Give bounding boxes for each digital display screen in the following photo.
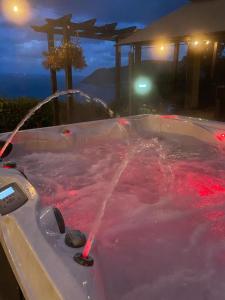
[0,187,15,201]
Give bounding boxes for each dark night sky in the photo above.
[0,0,187,76]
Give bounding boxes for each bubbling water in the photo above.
[0,89,114,158]
[6,122,225,299]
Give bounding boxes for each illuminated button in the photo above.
[0,187,15,201]
[0,183,28,215]
[62,129,71,136]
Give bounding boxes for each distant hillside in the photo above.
[0,60,175,104]
[82,60,174,86]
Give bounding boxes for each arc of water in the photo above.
[82,151,132,258]
[0,90,114,158]
[82,140,144,259]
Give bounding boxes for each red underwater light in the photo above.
[63,129,71,136]
[215,132,225,142]
[3,161,17,169]
[186,174,225,198]
[118,118,130,126]
[160,115,177,119]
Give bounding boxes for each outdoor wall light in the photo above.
[134,76,152,96]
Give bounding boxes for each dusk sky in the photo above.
[0,0,187,76]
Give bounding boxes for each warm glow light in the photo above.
[13,5,18,12]
[151,42,171,59]
[189,37,211,50]
[1,0,31,24]
[194,40,199,46]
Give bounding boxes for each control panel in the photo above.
[0,166,37,216]
[0,182,28,215]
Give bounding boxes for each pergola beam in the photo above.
[32,15,137,122]
[46,14,72,26]
[32,21,136,41]
[94,22,117,32]
[120,31,225,47]
[69,19,97,30]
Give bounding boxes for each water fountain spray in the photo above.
[75,135,144,267]
[0,89,114,159]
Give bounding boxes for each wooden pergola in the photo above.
[32,14,136,123]
[119,0,225,112]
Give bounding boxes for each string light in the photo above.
[193,40,199,46]
[151,41,171,59]
[188,38,212,50]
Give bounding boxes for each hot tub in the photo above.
[1,114,225,300]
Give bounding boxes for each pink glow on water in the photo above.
[191,177,225,197]
[68,190,78,196]
[205,211,225,221]
[177,172,225,198]
[9,128,225,299]
[195,181,225,197]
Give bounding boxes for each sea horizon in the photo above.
[0,72,114,103]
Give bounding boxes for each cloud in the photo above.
[30,0,187,24]
[0,0,187,75]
